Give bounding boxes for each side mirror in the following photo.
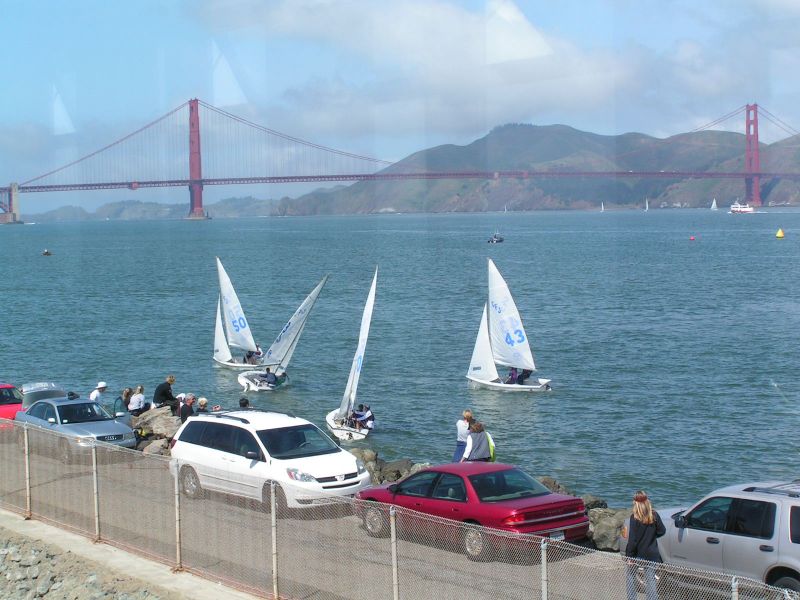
[245,451,260,460]
[387,484,398,494]
[47,417,56,424]
[115,412,127,418]
[674,515,687,529]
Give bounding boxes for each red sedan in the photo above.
[355,462,589,561]
[0,383,24,421]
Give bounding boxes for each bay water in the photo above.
[3,209,799,507]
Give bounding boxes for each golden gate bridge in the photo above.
[0,99,798,222]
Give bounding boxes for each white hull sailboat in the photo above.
[644,198,649,212]
[326,268,378,441]
[466,259,551,392]
[238,276,329,391]
[600,202,604,212]
[710,198,718,211]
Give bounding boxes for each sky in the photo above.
[2,0,799,212]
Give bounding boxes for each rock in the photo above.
[379,459,413,482]
[131,407,180,439]
[408,462,431,475]
[347,448,376,463]
[588,507,631,551]
[582,494,608,510]
[538,476,574,496]
[142,439,169,456]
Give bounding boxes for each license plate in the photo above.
[550,531,565,541]
[104,435,122,441]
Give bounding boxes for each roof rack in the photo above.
[209,411,250,425]
[742,481,800,498]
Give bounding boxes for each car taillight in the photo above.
[502,513,526,526]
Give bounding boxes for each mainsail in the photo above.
[335,268,378,420]
[264,275,328,374]
[486,258,536,371]
[216,257,258,352]
[213,298,234,363]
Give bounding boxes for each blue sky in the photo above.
[2,0,799,212]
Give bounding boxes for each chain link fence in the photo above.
[0,419,797,600]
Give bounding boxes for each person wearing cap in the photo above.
[153,375,180,416]
[89,382,108,404]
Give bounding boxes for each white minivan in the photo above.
[169,410,371,509]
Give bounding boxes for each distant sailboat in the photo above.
[600,202,605,212]
[644,198,649,212]
[710,198,718,211]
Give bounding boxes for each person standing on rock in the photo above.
[623,490,666,600]
[453,409,473,462]
[153,375,179,416]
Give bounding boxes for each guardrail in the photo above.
[0,420,795,600]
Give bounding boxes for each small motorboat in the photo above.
[488,231,504,244]
[42,249,52,256]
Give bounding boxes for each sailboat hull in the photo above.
[238,371,289,392]
[466,375,552,392]
[325,409,369,441]
[213,356,275,370]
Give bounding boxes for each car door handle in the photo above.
[706,537,720,544]
[759,545,774,552]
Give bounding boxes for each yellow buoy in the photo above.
[776,228,785,238]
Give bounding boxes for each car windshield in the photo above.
[0,387,23,406]
[257,424,339,459]
[468,468,551,502]
[57,402,112,424]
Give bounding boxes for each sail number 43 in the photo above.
[505,330,525,346]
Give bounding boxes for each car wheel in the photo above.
[261,481,288,514]
[463,523,492,562]
[179,466,204,499]
[363,503,389,538]
[773,576,800,591]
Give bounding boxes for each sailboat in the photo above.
[710,198,718,211]
[466,259,551,392]
[600,202,605,212]
[488,229,504,244]
[645,198,649,212]
[238,275,329,391]
[326,268,378,441]
[213,257,262,369]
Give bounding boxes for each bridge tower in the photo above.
[745,103,761,206]
[188,99,207,218]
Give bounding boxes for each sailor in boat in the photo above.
[505,367,518,384]
[258,367,278,387]
[350,404,375,432]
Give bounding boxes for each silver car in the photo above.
[15,397,137,463]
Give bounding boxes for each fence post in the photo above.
[390,506,400,600]
[174,460,182,570]
[91,443,100,541]
[731,576,739,600]
[541,538,548,600]
[22,425,31,520]
[271,481,279,600]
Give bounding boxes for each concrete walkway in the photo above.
[0,508,262,600]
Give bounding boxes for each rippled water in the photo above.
[3,209,799,507]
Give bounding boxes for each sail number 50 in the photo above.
[505,330,525,346]
[231,317,248,332]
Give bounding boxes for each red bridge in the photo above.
[0,100,796,221]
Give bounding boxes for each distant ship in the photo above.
[729,201,754,214]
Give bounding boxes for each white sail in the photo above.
[486,259,536,371]
[216,257,257,352]
[645,198,649,212]
[466,304,500,382]
[213,298,233,363]
[711,198,718,210]
[601,202,604,212]
[264,275,328,373]
[335,268,378,420]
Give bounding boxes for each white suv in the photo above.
[658,480,800,591]
[169,410,371,509]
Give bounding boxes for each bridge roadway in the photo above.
[3,441,624,600]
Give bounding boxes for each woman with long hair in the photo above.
[624,490,666,600]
